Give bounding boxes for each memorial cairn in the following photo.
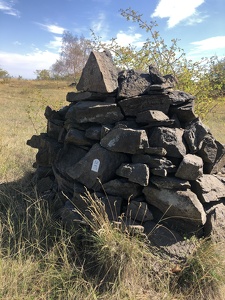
[27,50,225,259]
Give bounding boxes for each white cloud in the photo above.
[151,0,204,28]
[37,23,66,34]
[190,36,225,53]
[0,49,59,78]
[46,36,62,51]
[115,31,143,47]
[0,0,20,17]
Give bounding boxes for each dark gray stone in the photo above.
[65,128,94,146]
[144,146,167,156]
[54,145,87,179]
[169,100,196,123]
[66,144,129,189]
[148,127,187,158]
[148,65,166,84]
[77,50,118,93]
[175,154,203,180]
[132,154,176,172]
[66,91,116,103]
[197,134,218,163]
[100,127,149,154]
[47,120,64,140]
[204,203,225,242]
[169,90,195,105]
[151,168,167,177]
[85,125,102,141]
[126,200,153,222]
[191,174,225,203]
[103,178,142,200]
[116,163,150,186]
[118,94,172,116]
[143,185,206,228]
[68,101,124,124]
[204,141,225,174]
[117,69,151,99]
[136,110,169,124]
[150,175,191,190]
[183,118,209,153]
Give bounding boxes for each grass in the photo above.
[0,78,225,299]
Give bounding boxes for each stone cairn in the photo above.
[27,51,225,256]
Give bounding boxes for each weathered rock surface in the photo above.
[100,127,149,154]
[76,50,118,93]
[204,203,225,242]
[117,69,151,99]
[150,175,191,190]
[116,163,150,186]
[184,118,209,153]
[143,185,206,230]
[67,101,124,124]
[118,95,172,116]
[191,174,225,203]
[175,154,203,180]
[66,144,129,189]
[148,127,187,158]
[136,109,169,124]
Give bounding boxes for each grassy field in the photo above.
[0,78,225,299]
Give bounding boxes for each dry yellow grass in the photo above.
[204,98,225,144]
[0,79,71,182]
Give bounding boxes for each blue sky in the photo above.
[0,0,224,79]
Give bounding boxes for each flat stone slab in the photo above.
[66,91,116,102]
[150,175,191,190]
[132,154,176,172]
[68,101,124,124]
[65,144,128,189]
[118,94,172,116]
[100,127,149,154]
[76,50,118,93]
[136,110,169,124]
[191,174,225,203]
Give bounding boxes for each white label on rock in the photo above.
[91,159,100,172]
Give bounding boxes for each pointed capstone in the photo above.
[76,51,118,93]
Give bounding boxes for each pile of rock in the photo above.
[27,51,225,250]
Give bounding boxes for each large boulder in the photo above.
[143,185,206,231]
